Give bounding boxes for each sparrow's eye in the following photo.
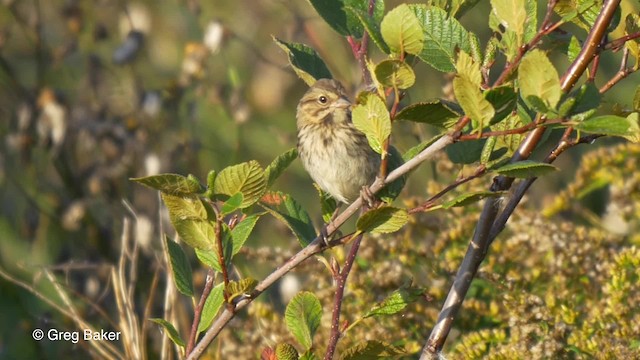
[318,95,328,104]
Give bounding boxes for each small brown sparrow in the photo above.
[296,79,380,204]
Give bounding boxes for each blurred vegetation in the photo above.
[0,0,639,359]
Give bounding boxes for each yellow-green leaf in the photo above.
[213,160,266,209]
[374,60,416,90]
[285,291,322,350]
[381,4,424,55]
[197,282,225,334]
[356,207,408,234]
[352,92,391,154]
[162,194,216,250]
[456,51,482,87]
[453,76,495,130]
[149,318,185,347]
[490,0,526,43]
[518,49,562,110]
[132,173,203,196]
[495,160,558,178]
[227,278,257,303]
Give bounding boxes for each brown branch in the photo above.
[420,1,622,358]
[604,32,640,51]
[186,269,216,355]
[409,165,487,214]
[324,233,365,360]
[214,217,230,303]
[599,48,634,94]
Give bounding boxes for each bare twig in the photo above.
[186,269,216,355]
[599,48,634,94]
[324,233,365,360]
[604,32,640,51]
[409,165,487,214]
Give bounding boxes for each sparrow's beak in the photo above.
[331,97,351,109]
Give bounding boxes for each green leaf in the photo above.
[166,238,194,297]
[567,36,581,63]
[162,193,209,221]
[626,14,640,66]
[213,160,266,209]
[227,278,258,303]
[484,86,517,125]
[490,0,526,44]
[230,214,260,254]
[285,292,322,351]
[374,60,416,90]
[315,185,338,224]
[395,100,461,128]
[523,0,538,42]
[356,207,408,234]
[627,113,640,143]
[482,36,499,69]
[364,286,425,318]
[260,192,316,247]
[220,193,243,215]
[275,343,299,360]
[555,0,602,32]
[300,350,320,360]
[340,340,405,360]
[352,92,391,154]
[345,6,390,53]
[380,4,424,55]
[274,37,332,86]
[197,282,225,334]
[308,0,385,38]
[518,49,562,110]
[480,136,497,165]
[411,5,472,72]
[442,191,506,208]
[495,160,558,178]
[149,318,185,347]
[162,194,216,250]
[468,33,482,64]
[132,173,204,196]
[194,225,232,271]
[265,148,298,188]
[453,76,495,130]
[634,86,640,111]
[445,139,485,164]
[563,82,601,119]
[574,115,639,139]
[195,247,222,272]
[455,51,482,86]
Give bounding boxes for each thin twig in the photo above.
[604,32,640,51]
[599,48,633,94]
[186,269,216,355]
[214,216,230,303]
[324,233,365,360]
[409,165,487,214]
